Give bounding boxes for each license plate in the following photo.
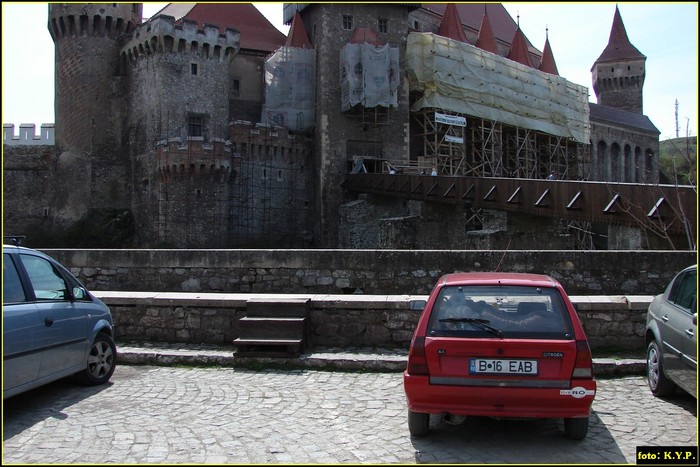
[469,358,538,375]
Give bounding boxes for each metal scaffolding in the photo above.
[412,108,589,181]
[228,127,313,248]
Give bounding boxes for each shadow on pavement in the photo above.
[409,411,627,464]
[2,378,113,441]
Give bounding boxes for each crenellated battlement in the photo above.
[122,15,240,65]
[228,121,314,162]
[3,124,55,146]
[48,3,142,42]
[156,137,235,181]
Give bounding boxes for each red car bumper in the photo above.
[404,372,596,418]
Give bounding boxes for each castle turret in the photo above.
[539,30,559,75]
[591,6,646,114]
[46,4,143,235]
[475,6,499,55]
[119,13,240,247]
[48,4,142,153]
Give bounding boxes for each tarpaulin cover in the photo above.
[261,47,316,134]
[406,32,590,143]
[340,42,399,111]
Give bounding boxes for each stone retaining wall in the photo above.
[96,292,652,352]
[45,249,695,296]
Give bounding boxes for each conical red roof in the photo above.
[538,33,559,75]
[437,3,468,43]
[507,26,533,67]
[475,7,499,54]
[285,13,312,48]
[595,5,645,64]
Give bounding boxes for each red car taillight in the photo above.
[406,336,430,376]
[572,339,594,378]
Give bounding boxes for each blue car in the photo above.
[3,243,117,399]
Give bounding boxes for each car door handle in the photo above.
[685,329,694,338]
[44,317,54,327]
[661,315,669,322]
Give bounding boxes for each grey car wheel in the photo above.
[646,340,676,397]
[79,333,117,385]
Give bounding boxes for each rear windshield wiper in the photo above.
[439,318,503,337]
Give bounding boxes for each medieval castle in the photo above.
[3,3,663,250]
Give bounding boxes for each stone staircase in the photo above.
[233,298,310,357]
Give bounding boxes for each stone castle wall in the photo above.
[1,4,673,251]
[309,4,412,247]
[96,291,653,352]
[2,145,55,237]
[44,248,695,296]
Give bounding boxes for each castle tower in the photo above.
[120,13,240,247]
[48,4,142,153]
[46,4,143,233]
[288,4,412,247]
[591,6,646,114]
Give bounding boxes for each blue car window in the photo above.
[19,254,69,301]
[3,253,27,304]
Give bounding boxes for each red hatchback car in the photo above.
[404,272,597,440]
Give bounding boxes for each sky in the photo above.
[2,2,697,141]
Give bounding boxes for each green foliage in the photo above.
[659,136,697,185]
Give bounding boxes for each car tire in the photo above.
[564,416,589,440]
[646,339,676,397]
[408,410,430,436]
[79,332,117,386]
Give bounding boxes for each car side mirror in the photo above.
[72,286,87,300]
[693,313,697,326]
[410,299,426,311]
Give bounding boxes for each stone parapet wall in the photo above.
[45,249,696,296]
[95,292,652,352]
[3,124,55,146]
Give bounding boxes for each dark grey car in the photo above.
[645,264,697,398]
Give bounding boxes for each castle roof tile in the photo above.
[422,3,541,62]
[507,26,533,67]
[437,3,469,43]
[286,13,312,49]
[474,6,499,54]
[589,103,659,134]
[594,5,645,64]
[154,3,286,53]
[539,33,559,75]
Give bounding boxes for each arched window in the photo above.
[596,140,608,181]
[610,143,621,182]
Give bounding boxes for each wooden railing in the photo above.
[344,173,696,239]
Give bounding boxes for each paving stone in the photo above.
[2,364,696,464]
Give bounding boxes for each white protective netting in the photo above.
[340,42,400,111]
[261,47,316,134]
[406,32,590,143]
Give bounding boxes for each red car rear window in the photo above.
[427,285,574,339]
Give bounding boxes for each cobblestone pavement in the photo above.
[2,366,696,464]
